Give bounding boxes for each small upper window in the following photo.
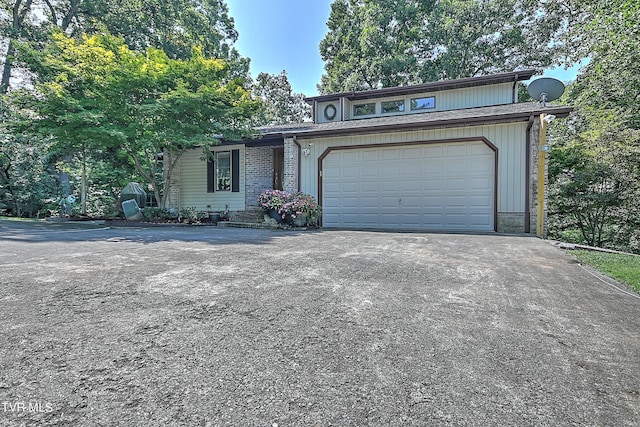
[353,103,376,116]
[381,100,405,114]
[410,96,436,111]
[215,151,231,191]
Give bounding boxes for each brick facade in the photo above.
[283,137,299,193]
[245,146,275,209]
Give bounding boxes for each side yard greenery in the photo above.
[571,250,640,294]
[547,1,640,255]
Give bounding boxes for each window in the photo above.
[410,96,436,111]
[207,149,239,193]
[353,103,376,116]
[215,151,231,191]
[381,100,405,114]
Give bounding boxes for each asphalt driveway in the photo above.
[0,221,639,426]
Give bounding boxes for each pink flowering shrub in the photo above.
[258,189,292,215]
[258,190,321,226]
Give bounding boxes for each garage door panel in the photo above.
[470,195,492,207]
[401,181,422,192]
[342,182,359,193]
[381,149,400,160]
[401,196,422,208]
[423,179,445,191]
[402,147,422,159]
[445,160,468,174]
[360,182,379,192]
[323,141,494,231]
[324,167,341,179]
[445,144,469,156]
[381,182,400,192]
[446,179,467,191]
[361,150,379,161]
[381,197,400,208]
[402,163,422,176]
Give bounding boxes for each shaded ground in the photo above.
[1,221,639,426]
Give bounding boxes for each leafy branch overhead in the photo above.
[14,31,261,208]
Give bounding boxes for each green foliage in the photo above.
[319,0,562,93]
[572,250,640,294]
[253,71,311,125]
[142,207,176,221]
[178,206,207,224]
[81,0,249,75]
[548,106,640,253]
[0,131,61,218]
[14,31,260,208]
[547,1,640,254]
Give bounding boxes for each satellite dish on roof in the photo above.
[528,77,565,107]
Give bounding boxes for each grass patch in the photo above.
[572,250,640,293]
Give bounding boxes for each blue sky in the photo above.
[226,0,582,96]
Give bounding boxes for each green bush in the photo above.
[178,206,207,223]
[142,207,176,221]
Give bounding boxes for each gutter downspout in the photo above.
[512,73,519,104]
[524,115,533,233]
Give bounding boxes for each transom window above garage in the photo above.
[410,96,436,111]
[353,103,376,116]
[381,100,405,114]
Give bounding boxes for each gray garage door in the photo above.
[322,141,495,231]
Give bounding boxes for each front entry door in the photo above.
[273,147,284,190]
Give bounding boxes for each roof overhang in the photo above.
[258,103,573,140]
[305,70,537,104]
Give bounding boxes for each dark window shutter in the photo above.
[231,149,240,193]
[207,159,215,193]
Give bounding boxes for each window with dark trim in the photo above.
[207,149,240,193]
[353,102,376,116]
[381,100,405,113]
[215,151,231,191]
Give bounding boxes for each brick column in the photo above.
[283,137,299,193]
[245,146,274,208]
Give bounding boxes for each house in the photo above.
[166,70,572,233]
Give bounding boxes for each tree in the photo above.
[15,32,260,208]
[80,0,249,75]
[547,1,640,253]
[1,0,86,94]
[1,0,249,94]
[319,0,565,93]
[253,70,311,125]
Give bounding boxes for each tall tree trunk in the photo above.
[1,0,34,94]
[0,40,15,94]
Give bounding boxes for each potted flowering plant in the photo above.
[257,190,321,227]
[282,192,321,227]
[258,189,292,223]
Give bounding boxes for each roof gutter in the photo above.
[306,70,537,104]
[287,106,573,140]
